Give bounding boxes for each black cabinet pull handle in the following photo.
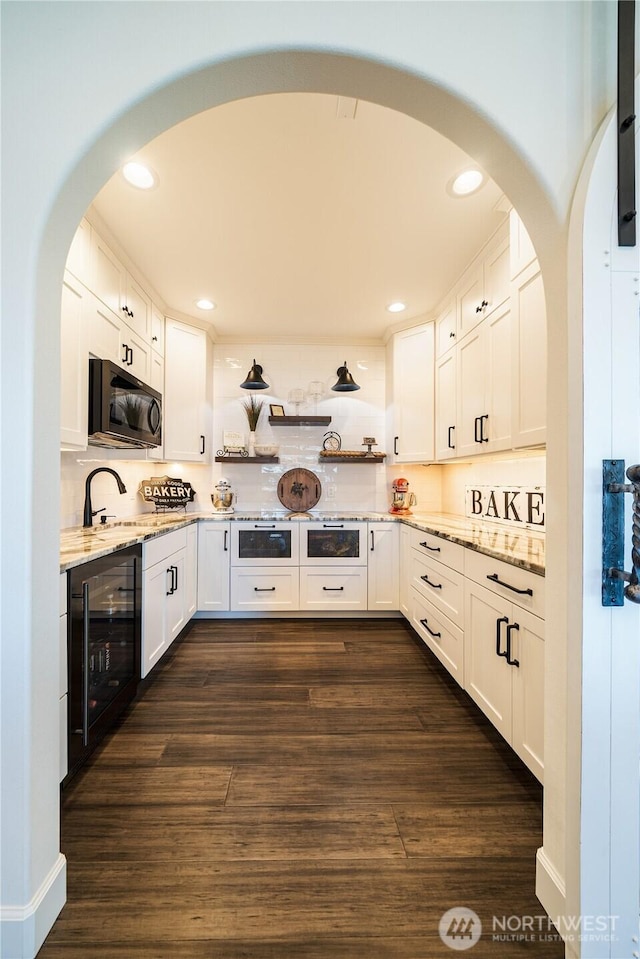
[172,565,178,592]
[200,435,205,455]
[479,414,489,443]
[447,426,455,449]
[152,335,158,342]
[323,524,344,528]
[223,530,228,552]
[254,586,276,592]
[420,574,442,589]
[371,530,375,551]
[496,615,509,658]
[166,567,174,596]
[419,541,440,552]
[122,343,128,365]
[475,299,489,313]
[323,586,345,591]
[474,416,480,443]
[506,622,520,667]
[129,346,134,366]
[122,306,128,315]
[394,436,399,455]
[449,331,456,338]
[254,524,276,528]
[419,617,441,639]
[486,573,533,596]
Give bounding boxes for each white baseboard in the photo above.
[536,845,567,931]
[0,853,66,959]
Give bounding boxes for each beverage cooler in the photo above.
[66,545,141,782]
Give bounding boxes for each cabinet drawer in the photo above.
[230,567,299,611]
[410,588,463,685]
[464,549,544,618]
[143,527,188,569]
[300,567,367,610]
[410,552,464,626]
[410,528,464,572]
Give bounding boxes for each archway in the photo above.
[3,47,569,959]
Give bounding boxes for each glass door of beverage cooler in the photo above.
[67,545,141,778]
[300,523,367,566]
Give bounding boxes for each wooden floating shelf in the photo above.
[319,452,386,463]
[268,416,332,426]
[215,456,280,463]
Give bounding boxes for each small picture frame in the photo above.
[270,404,285,417]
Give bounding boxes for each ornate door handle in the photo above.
[603,460,640,605]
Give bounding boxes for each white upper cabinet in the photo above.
[123,276,152,341]
[455,302,512,458]
[511,261,547,448]
[456,225,510,339]
[60,271,88,450]
[390,321,435,464]
[65,218,93,287]
[151,304,165,357]
[93,233,127,319]
[435,349,457,461]
[86,293,150,383]
[509,208,537,280]
[435,299,457,357]
[163,318,212,463]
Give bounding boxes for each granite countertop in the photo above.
[60,510,545,575]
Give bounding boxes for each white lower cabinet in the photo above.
[464,578,544,781]
[142,528,195,678]
[410,588,464,686]
[197,522,230,612]
[367,522,399,611]
[300,567,368,610]
[60,271,89,450]
[231,567,299,611]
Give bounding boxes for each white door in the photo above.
[576,101,640,957]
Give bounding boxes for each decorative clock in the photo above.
[322,431,342,452]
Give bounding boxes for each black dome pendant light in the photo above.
[240,358,269,390]
[331,361,360,392]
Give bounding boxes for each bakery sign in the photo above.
[138,475,196,509]
[465,485,545,530]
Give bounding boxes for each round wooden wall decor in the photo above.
[277,468,322,512]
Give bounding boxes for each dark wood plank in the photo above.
[62,765,233,809]
[392,802,543,858]
[62,804,406,862]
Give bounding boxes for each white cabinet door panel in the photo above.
[464,580,512,739]
[197,523,230,612]
[510,607,545,782]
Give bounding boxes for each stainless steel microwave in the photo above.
[88,359,162,449]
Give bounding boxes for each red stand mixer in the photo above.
[389,477,417,515]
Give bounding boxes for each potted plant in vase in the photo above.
[242,396,263,456]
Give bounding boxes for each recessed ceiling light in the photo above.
[387,302,407,313]
[122,161,156,190]
[450,169,484,197]
[195,299,216,311]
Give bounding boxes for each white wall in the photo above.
[0,3,619,956]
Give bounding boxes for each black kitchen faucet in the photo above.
[82,467,127,527]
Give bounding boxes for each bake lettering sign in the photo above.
[465,485,545,530]
[138,476,196,508]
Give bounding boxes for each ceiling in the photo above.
[92,93,506,343]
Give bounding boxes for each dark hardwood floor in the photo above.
[39,619,564,958]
